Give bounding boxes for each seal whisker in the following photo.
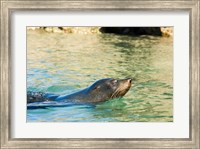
[111,89,119,98]
[111,86,123,98]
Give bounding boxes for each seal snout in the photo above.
[127,78,132,84]
[126,78,132,85]
[125,78,132,89]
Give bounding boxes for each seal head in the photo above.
[83,78,132,103]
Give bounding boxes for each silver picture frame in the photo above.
[1,0,199,148]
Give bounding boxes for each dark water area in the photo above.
[27,30,173,122]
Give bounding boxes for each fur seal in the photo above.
[27,78,132,105]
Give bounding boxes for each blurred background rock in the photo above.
[27,27,173,37]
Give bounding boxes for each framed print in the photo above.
[1,0,199,148]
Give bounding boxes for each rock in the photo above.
[44,27,53,32]
[161,27,173,37]
[27,27,40,30]
[99,27,162,36]
[27,27,171,37]
[52,27,63,33]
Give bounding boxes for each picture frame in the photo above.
[1,0,199,148]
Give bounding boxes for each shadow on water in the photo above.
[98,34,160,80]
[27,101,96,110]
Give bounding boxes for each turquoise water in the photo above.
[27,30,173,122]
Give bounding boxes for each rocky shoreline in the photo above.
[27,27,173,37]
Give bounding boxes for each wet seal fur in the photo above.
[27,78,132,105]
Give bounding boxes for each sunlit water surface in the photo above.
[27,30,173,122]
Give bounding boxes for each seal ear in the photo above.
[113,80,118,83]
[111,79,118,85]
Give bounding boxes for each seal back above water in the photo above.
[27,78,132,104]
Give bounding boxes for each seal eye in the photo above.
[93,86,100,90]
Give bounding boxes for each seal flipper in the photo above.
[27,91,59,103]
